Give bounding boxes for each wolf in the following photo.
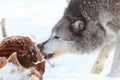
[37,0,120,77]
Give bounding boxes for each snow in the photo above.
[43,51,116,80]
[0,0,120,80]
[0,63,32,80]
[0,0,67,40]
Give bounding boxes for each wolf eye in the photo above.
[54,36,60,39]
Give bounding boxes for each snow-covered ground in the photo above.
[43,50,116,80]
[0,0,120,80]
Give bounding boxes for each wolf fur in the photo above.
[38,0,120,77]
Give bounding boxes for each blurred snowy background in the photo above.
[0,0,119,80]
[0,0,67,42]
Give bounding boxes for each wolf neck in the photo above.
[74,30,105,53]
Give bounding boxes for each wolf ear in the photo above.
[72,20,84,32]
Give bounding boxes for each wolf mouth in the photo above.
[44,53,54,59]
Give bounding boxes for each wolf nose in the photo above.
[37,44,44,52]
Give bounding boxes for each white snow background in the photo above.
[0,0,119,80]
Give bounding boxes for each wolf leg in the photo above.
[90,41,116,74]
[108,32,120,77]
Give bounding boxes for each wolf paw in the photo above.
[90,62,104,74]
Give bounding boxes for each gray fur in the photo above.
[38,0,120,58]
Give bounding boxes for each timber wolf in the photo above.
[37,0,120,77]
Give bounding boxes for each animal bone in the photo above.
[0,36,45,80]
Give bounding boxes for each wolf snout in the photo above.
[37,43,54,59]
[37,44,44,52]
[37,43,46,57]
[37,39,50,51]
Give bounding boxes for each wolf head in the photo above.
[38,0,106,59]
